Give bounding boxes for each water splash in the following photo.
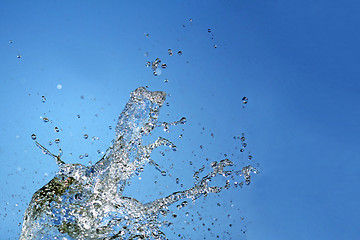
[20,87,257,239]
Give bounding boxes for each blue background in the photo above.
[1,0,360,239]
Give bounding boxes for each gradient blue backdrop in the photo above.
[1,0,359,239]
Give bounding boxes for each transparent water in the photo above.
[20,87,257,239]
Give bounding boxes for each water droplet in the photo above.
[179,134,183,138]
[43,117,49,123]
[57,84,62,90]
[79,155,84,159]
[176,178,179,184]
[49,141,52,146]
[54,138,60,144]
[84,153,89,158]
[77,115,80,118]
[168,49,173,56]
[178,51,182,56]
[189,19,193,23]
[214,44,217,48]
[97,150,101,154]
[145,33,149,37]
[54,127,59,132]
[208,29,211,33]
[153,68,162,76]
[109,126,112,130]
[242,143,247,148]
[84,134,88,139]
[241,136,245,141]
[179,117,187,124]
[242,97,248,104]
[248,155,253,160]
[240,149,244,152]
[161,63,167,68]
[9,40,13,44]
[41,96,46,103]
[31,134,36,140]
[146,61,151,67]
[164,79,169,83]
[17,54,21,58]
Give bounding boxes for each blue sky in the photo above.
[1,0,360,239]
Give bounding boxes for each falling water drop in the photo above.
[242,97,248,104]
[31,134,36,140]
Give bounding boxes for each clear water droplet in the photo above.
[161,63,167,68]
[161,171,166,176]
[179,117,187,124]
[79,155,84,159]
[84,134,88,139]
[54,127,59,133]
[84,153,89,158]
[248,155,253,160]
[54,138,60,144]
[164,79,169,83]
[146,61,151,67]
[17,54,22,58]
[168,49,173,56]
[41,96,46,103]
[208,29,211,33]
[214,44,217,48]
[77,115,80,118]
[57,84,62,90]
[31,134,36,140]
[242,97,248,104]
[178,51,182,56]
[43,117,49,123]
